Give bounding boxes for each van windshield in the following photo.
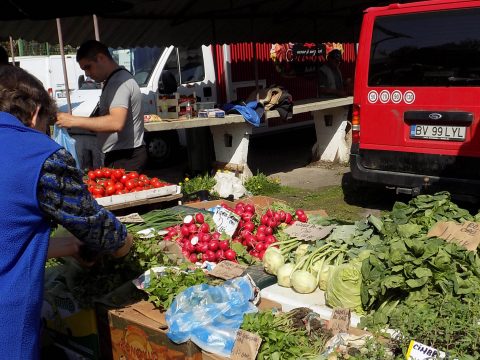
[368,7,480,87]
[79,46,165,89]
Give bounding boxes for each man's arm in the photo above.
[56,107,128,133]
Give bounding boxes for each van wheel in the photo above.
[145,131,179,167]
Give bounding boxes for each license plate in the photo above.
[410,125,466,141]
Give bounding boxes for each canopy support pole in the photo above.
[9,36,15,66]
[93,14,100,40]
[56,18,72,114]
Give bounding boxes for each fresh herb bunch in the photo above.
[180,173,216,196]
[241,310,328,360]
[244,172,281,195]
[383,295,480,359]
[144,266,222,310]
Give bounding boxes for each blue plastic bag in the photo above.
[166,276,258,357]
[53,125,80,169]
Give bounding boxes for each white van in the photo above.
[13,55,85,100]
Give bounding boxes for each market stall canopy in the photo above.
[0,0,418,47]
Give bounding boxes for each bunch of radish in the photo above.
[228,202,309,260]
[163,212,237,263]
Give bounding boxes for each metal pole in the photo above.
[9,36,15,66]
[222,44,232,103]
[56,18,72,114]
[93,14,100,40]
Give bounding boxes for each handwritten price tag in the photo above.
[284,222,334,242]
[210,260,247,280]
[231,330,262,360]
[213,206,240,236]
[116,213,145,223]
[406,340,447,359]
[328,308,351,334]
[427,221,480,251]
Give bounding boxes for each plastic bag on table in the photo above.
[213,171,246,199]
[166,276,258,357]
[53,125,81,169]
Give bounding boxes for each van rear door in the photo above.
[354,2,480,188]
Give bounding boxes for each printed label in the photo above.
[404,90,416,104]
[379,90,390,103]
[406,340,446,359]
[368,90,378,103]
[391,90,402,104]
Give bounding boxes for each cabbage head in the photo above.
[325,261,364,315]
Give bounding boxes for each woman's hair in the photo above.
[0,65,57,126]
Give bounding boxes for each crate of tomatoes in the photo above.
[84,167,180,207]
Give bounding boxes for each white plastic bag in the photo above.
[213,172,246,199]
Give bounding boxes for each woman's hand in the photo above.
[47,235,82,259]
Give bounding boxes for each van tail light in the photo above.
[351,104,360,144]
[47,88,53,98]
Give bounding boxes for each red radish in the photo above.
[199,223,210,233]
[242,212,253,222]
[185,242,196,252]
[202,253,209,262]
[183,215,194,225]
[243,221,255,232]
[297,213,308,223]
[264,226,273,236]
[196,243,209,253]
[164,235,172,242]
[215,249,225,261]
[261,215,270,225]
[224,249,237,261]
[201,233,212,243]
[249,250,260,258]
[255,242,266,252]
[295,209,305,217]
[167,229,177,237]
[235,202,245,210]
[268,218,278,228]
[244,204,255,214]
[240,230,251,239]
[257,225,267,234]
[266,209,274,218]
[190,236,199,245]
[218,240,230,250]
[181,225,190,236]
[208,240,219,252]
[285,213,293,224]
[273,213,281,222]
[265,235,277,244]
[279,211,286,222]
[195,213,205,224]
[256,233,266,242]
[205,250,217,262]
[188,223,198,233]
[189,253,199,263]
[258,250,266,259]
[212,232,221,240]
[234,208,244,216]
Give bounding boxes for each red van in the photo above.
[350,0,480,197]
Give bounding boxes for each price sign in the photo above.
[284,222,334,242]
[428,221,480,251]
[209,260,248,280]
[231,330,262,360]
[213,206,240,236]
[328,308,351,335]
[116,213,145,223]
[406,340,446,359]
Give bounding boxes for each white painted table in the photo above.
[144,96,353,177]
[266,96,354,163]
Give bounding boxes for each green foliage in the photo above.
[244,172,281,195]
[180,173,216,195]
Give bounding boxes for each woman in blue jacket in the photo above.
[0,65,133,358]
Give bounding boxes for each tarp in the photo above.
[0,0,420,48]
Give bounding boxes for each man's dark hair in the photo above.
[0,46,9,65]
[76,40,112,62]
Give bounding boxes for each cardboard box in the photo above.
[184,199,236,212]
[157,93,196,120]
[99,301,202,360]
[42,280,100,359]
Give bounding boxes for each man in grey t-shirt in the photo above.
[56,40,147,172]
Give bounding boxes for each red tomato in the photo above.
[105,185,116,196]
[87,170,96,180]
[102,168,112,178]
[139,174,150,182]
[94,169,103,179]
[91,186,105,197]
[114,182,124,191]
[128,171,139,179]
[125,179,136,190]
[112,169,124,180]
[120,175,129,184]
